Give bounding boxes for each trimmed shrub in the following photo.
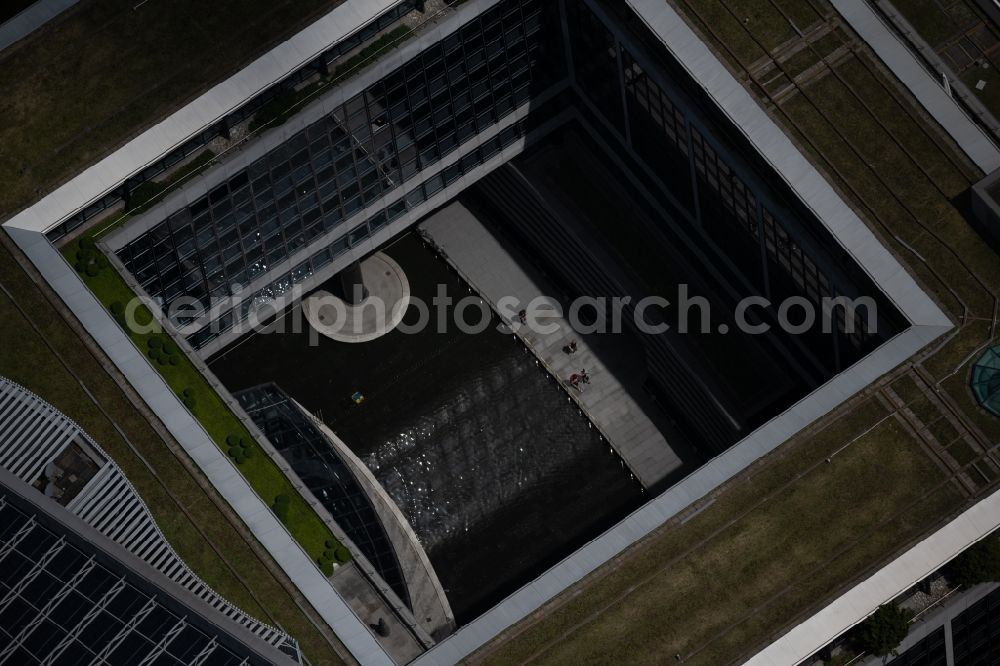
[183,388,195,398]
[182,395,197,411]
[133,306,153,327]
[272,494,291,523]
[110,302,127,326]
[74,238,107,278]
[161,339,176,355]
[319,558,334,576]
[234,452,246,465]
[147,335,163,349]
[226,434,240,447]
[168,355,179,366]
[227,446,241,458]
[325,539,335,549]
[323,548,335,561]
[334,546,350,563]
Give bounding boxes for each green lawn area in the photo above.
[0,241,346,665]
[472,0,1000,661]
[62,234,348,575]
[0,0,346,221]
[892,0,961,46]
[472,401,963,665]
[961,65,1000,124]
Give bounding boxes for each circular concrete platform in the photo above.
[302,252,410,343]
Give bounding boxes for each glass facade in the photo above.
[566,0,898,353]
[0,486,285,665]
[951,585,1000,664]
[888,585,1000,665]
[44,1,422,244]
[888,627,947,666]
[235,383,410,608]
[115,0,562,350]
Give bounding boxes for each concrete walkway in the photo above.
[4,228,395,666]
[744,485,1000,666]
[0,0,79,52]
[331,563,425,665]
[308,408,455,641]
[831,0,1000,174]
[420,202,683,490]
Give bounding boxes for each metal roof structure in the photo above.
[0,376,299,658]
[0,466,291,665]
[0,0,968,663]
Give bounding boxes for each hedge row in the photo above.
[73,237,109,277]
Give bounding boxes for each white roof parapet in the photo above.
[2,0,398,235]
[831,0,1000,175]
[0,0,81,52]
[744,487,1000,665]
[0,376,296,654]
[408,2,954,663]
[0,0,962,663]
[624,0,950,332]
[3,227,395,666]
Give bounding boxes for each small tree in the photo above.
[856,604,912,657]
[950,536,1000,587]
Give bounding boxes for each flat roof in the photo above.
[2,0,959,663]
[0,465,291,665]
[744,485,1000,665]
[2,0,397,235]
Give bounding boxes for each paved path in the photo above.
[331,563,425,665]
[5,228,395,666]
[420,202,683,489]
